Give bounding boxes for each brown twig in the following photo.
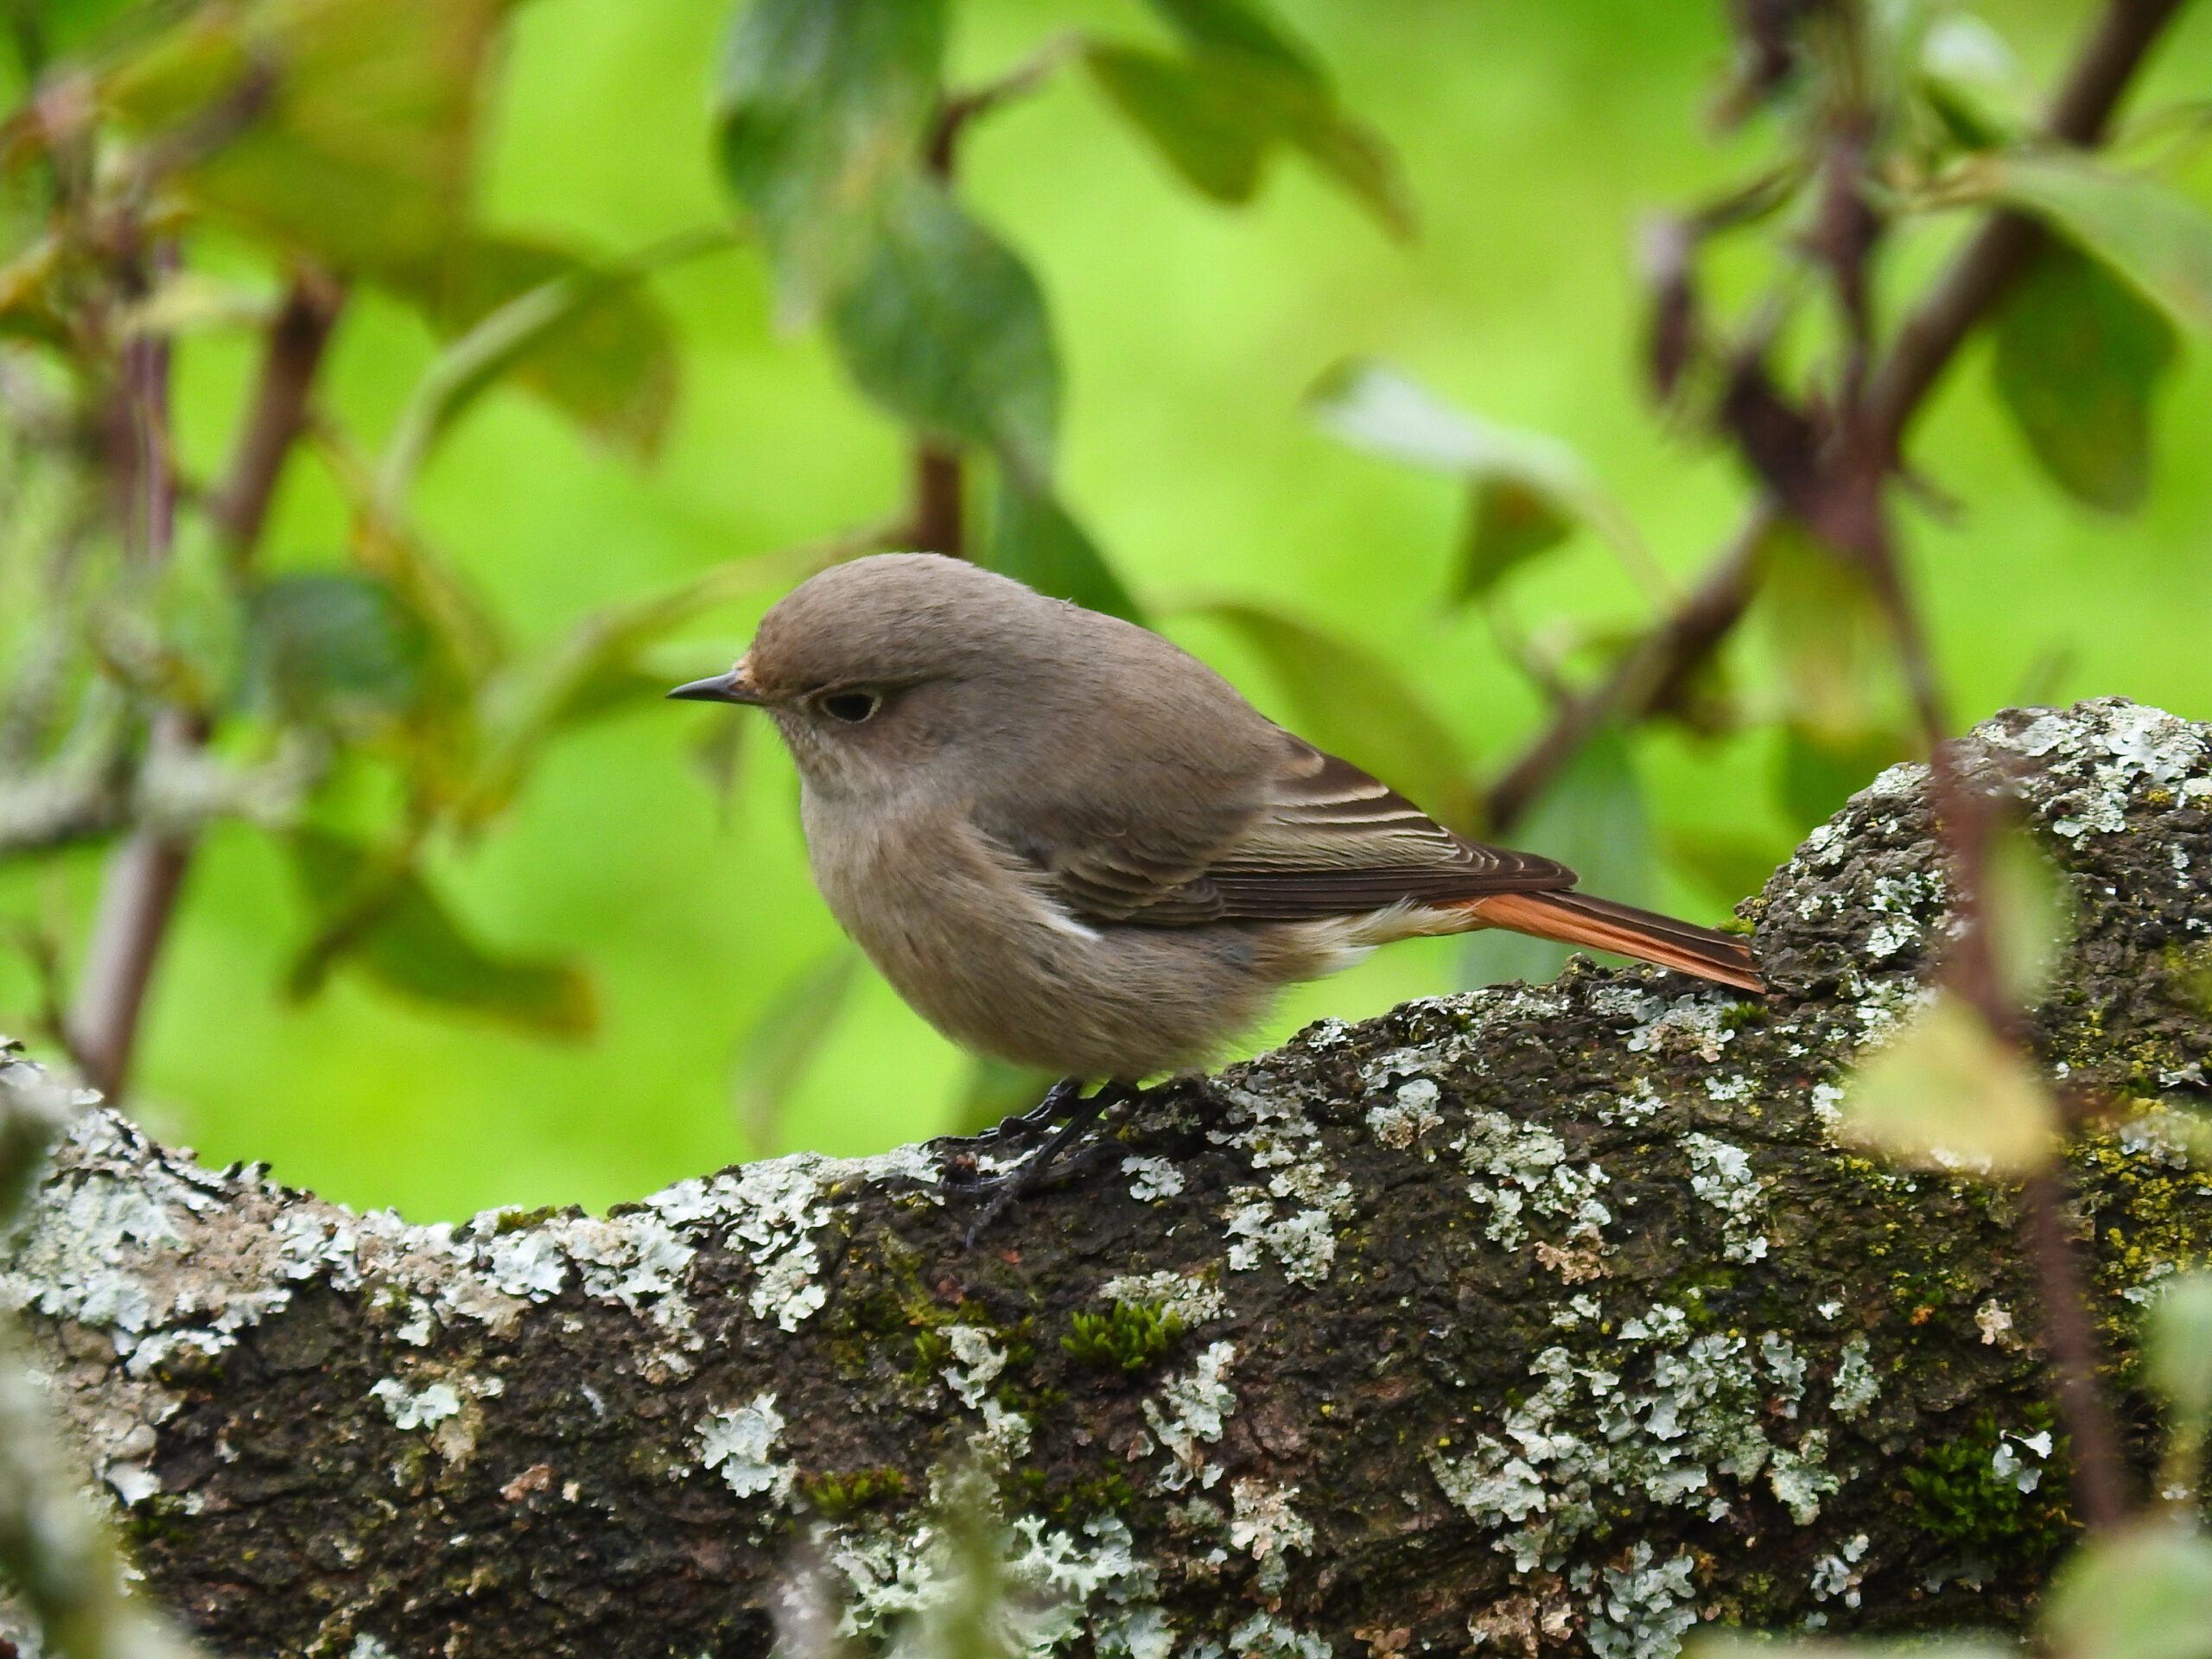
[66,270,346,1099]
[207,264,344,563]
[1481,0,2185,835]
[1485,504,1771,831]
[1925,746,2135,1529]
[908,440,964,557]
[2025,1168,2133,1530]
[907,40,1078,561]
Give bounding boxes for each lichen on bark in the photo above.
[3,697,2210,1659]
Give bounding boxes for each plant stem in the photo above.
[908,440,964,556]
[66,269,343,1100]
[211,267,345,562]
[2026,1169,2132,1530]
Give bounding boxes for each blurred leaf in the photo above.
[1757,515,1902,747]
[1777,721,1912,832]
[1082,43,1267,203]
[2045,1519,2212,1659]
[1992,236,2176,512]
[955,1056,1063,1139]
[1147,0,1314,75]
[1981,152,2212,331]
[828,176,1059,482]
[1137,0,1411,234]
[1309,359,1647,602]
[1917,14,2025,152]
[288,829,594,1038]
[1185,599,1470,825]
[1984,823,2074,1007]
[689,706,749,818]
[467,548,805,823]
[406,234,696,463]
[1274,98,1412,238]
[1666,827,1786,908]
[2148,1273,2212,1442]
[1840,990,2058,1178]
[379,230,726,507]
[716,0,945,317]
[121,270,277,338]
[1463,724,1651,988]
[243,572,434,734]
[732,945,860,1156]
[1460,477,1573,601]
[106,0,509,279]
[985,467,1143,623]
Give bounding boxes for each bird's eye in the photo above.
[820,690,880,725]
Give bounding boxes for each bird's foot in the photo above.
[931,1076,1085,1160]
[943,1081,1135,1245]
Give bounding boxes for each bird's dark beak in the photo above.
[666,661,765,705]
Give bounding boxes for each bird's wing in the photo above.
[981,734,1573,926]
[1198,739,1575,918]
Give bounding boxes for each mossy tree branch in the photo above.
[6,698,2212,1659]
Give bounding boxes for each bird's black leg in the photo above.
[961,1080,1135,1245]
[931,1076,1086,1160]
[984,1076,1085,1146]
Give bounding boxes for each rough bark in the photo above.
[5,697,2212,1659]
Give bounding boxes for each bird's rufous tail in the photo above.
[1458,890,1764,995]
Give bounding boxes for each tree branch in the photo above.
[65,270,346,1100]
[1481,0,2187,835]
[9,699,2209,1657]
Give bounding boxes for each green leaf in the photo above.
[466,547,805,823]
[1757,515,1905,747]
[716,0,945,315]
[827,176,1059,481]
[1463,724,1653,988]
[1146,0,1318,79]
[288,829,594,1039]
[378,229,728,507]
[1992,236,2177,512]
[1916,14,2026,153]
[1777,721,1912,832]
[732,946,860,1157]
[2045,1520,2212,1659]
[1982,823,2074,1007]
[2147,1273,2212,1443]
[1082,43,1268,204]
[410,235,692,463]
[1666,828,1787,908]
[243,572,433,734]
[1982,152,2212,331]
[1184,600,1471,826]
[985,467,1144,623]
[1275,100,1414,241]
[1309,359,1643,602]
[105,0,509,279]
[1141,0,1412,234]
[1460,478,1574,601]
[1840,990,2058,1178]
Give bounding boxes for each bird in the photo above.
[670,553,1761,1224]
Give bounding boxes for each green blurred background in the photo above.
[7,0,2211,1222]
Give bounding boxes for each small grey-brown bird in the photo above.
[671,553,1760,1218]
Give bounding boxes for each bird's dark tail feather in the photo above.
[1463,890,1764,995]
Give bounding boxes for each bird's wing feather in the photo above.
[1200,741,1574,918]
[981,734,1573,925]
